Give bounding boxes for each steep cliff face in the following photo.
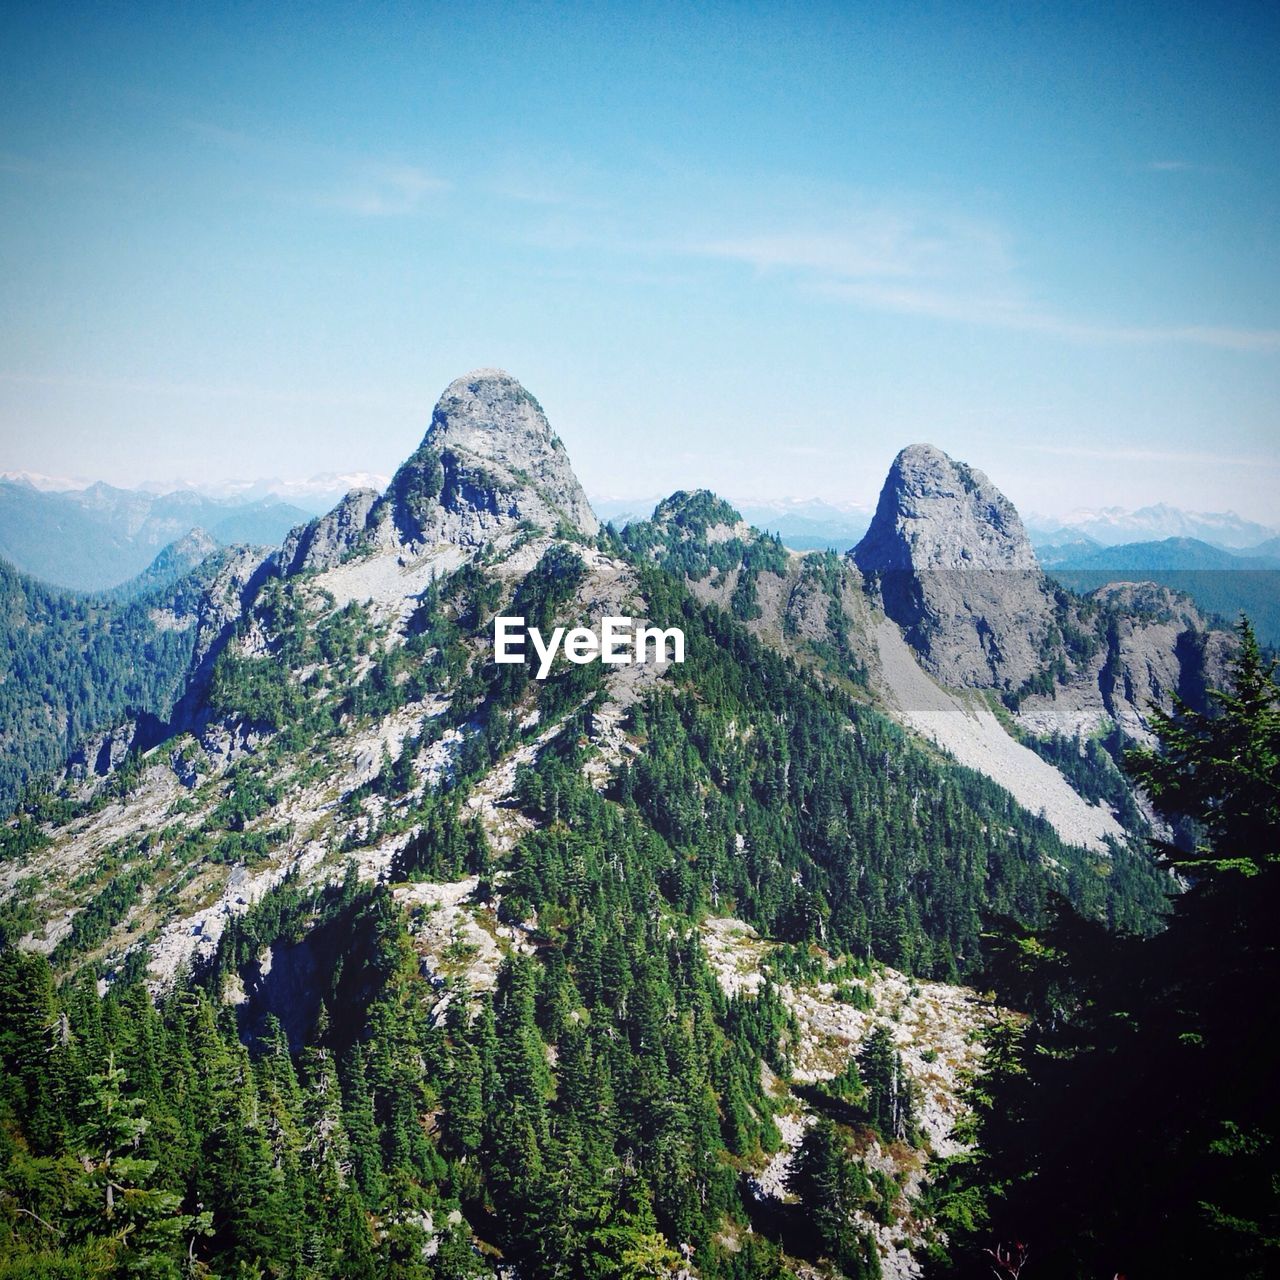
[279,370,598,574]
[852,444,1056,691]
[277,488,381,576]
[1015,580,1235,745]
[851,443,1235,748]
[166,545,277,734]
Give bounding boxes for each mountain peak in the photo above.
[853,443,1051,690]
[400,368,597,540]
[426,369,555,462]
[856,443,1038,573]
[280,371,598,574]
[651,490,745,532]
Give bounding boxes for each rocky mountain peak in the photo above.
[165,526,220,563]
[279,370,598,574]
[427,369,555,463]
[855,443,1039,573]
[411,369,598,538]
[853,443,1052,690]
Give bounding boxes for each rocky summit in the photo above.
[425,370,598,535]
[854,444,1039,574]
[853,443,1057,690]
[280,369,598,574]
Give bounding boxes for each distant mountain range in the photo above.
[1028,502,1277,550]
[5,460,1277,612]
[601,496,1277,557]
[135,471,393,512]
[2,469,390,515]
[1037,536,1280,573]
[0,479,312,592]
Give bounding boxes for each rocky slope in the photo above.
[851,442,1234,749]
[618,477,1219,850]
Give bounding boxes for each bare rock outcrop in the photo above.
[853,444,1055,691]
[277,487,381,576]
[1016,580,1235,745]
[279,370,598,576]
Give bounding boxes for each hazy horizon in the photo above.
[5,458,1279,546]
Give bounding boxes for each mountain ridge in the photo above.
[3,371,1239,1279]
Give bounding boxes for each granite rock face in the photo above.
[1014,581,1235,745]
[853,444,1055,690]
[277,488,381,576]
[167,545,276,734]
[852,444,1235,744]
[281,370,598,574]
[423,370,598,540]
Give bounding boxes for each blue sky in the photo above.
[2,1,1278,521]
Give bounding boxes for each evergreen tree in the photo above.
[70,1053,212,1277]
[856,1027,915,1145]
[786,1116,880,1279]
[932,620,1280,1278]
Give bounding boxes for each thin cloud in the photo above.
[817,280,1280,351]
[1020,443,1280,469]
[696,213,1280,353]
[491,179,566,206]
[322,163,450,217]
[0,370,424,412]
[701,231,919,280]
[177,118,450,217]
[696,210,1013,283]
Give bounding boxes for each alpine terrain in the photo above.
[1,372,1275,1280]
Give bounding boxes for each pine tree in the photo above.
[341,1044,385,1204]
[786,1115,879,1278]
[936,620,1280,1277]
[857,1027,914,1144]
[70,1052,213,1276]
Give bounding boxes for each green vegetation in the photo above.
[386,443,444,534]
[786,1118,882,1277]
[0,557,197,816]
[619,491,789,621]
[927,621,1280,1278]
[4,514,1243,1278]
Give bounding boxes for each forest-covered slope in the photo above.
[0,555,207,818]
